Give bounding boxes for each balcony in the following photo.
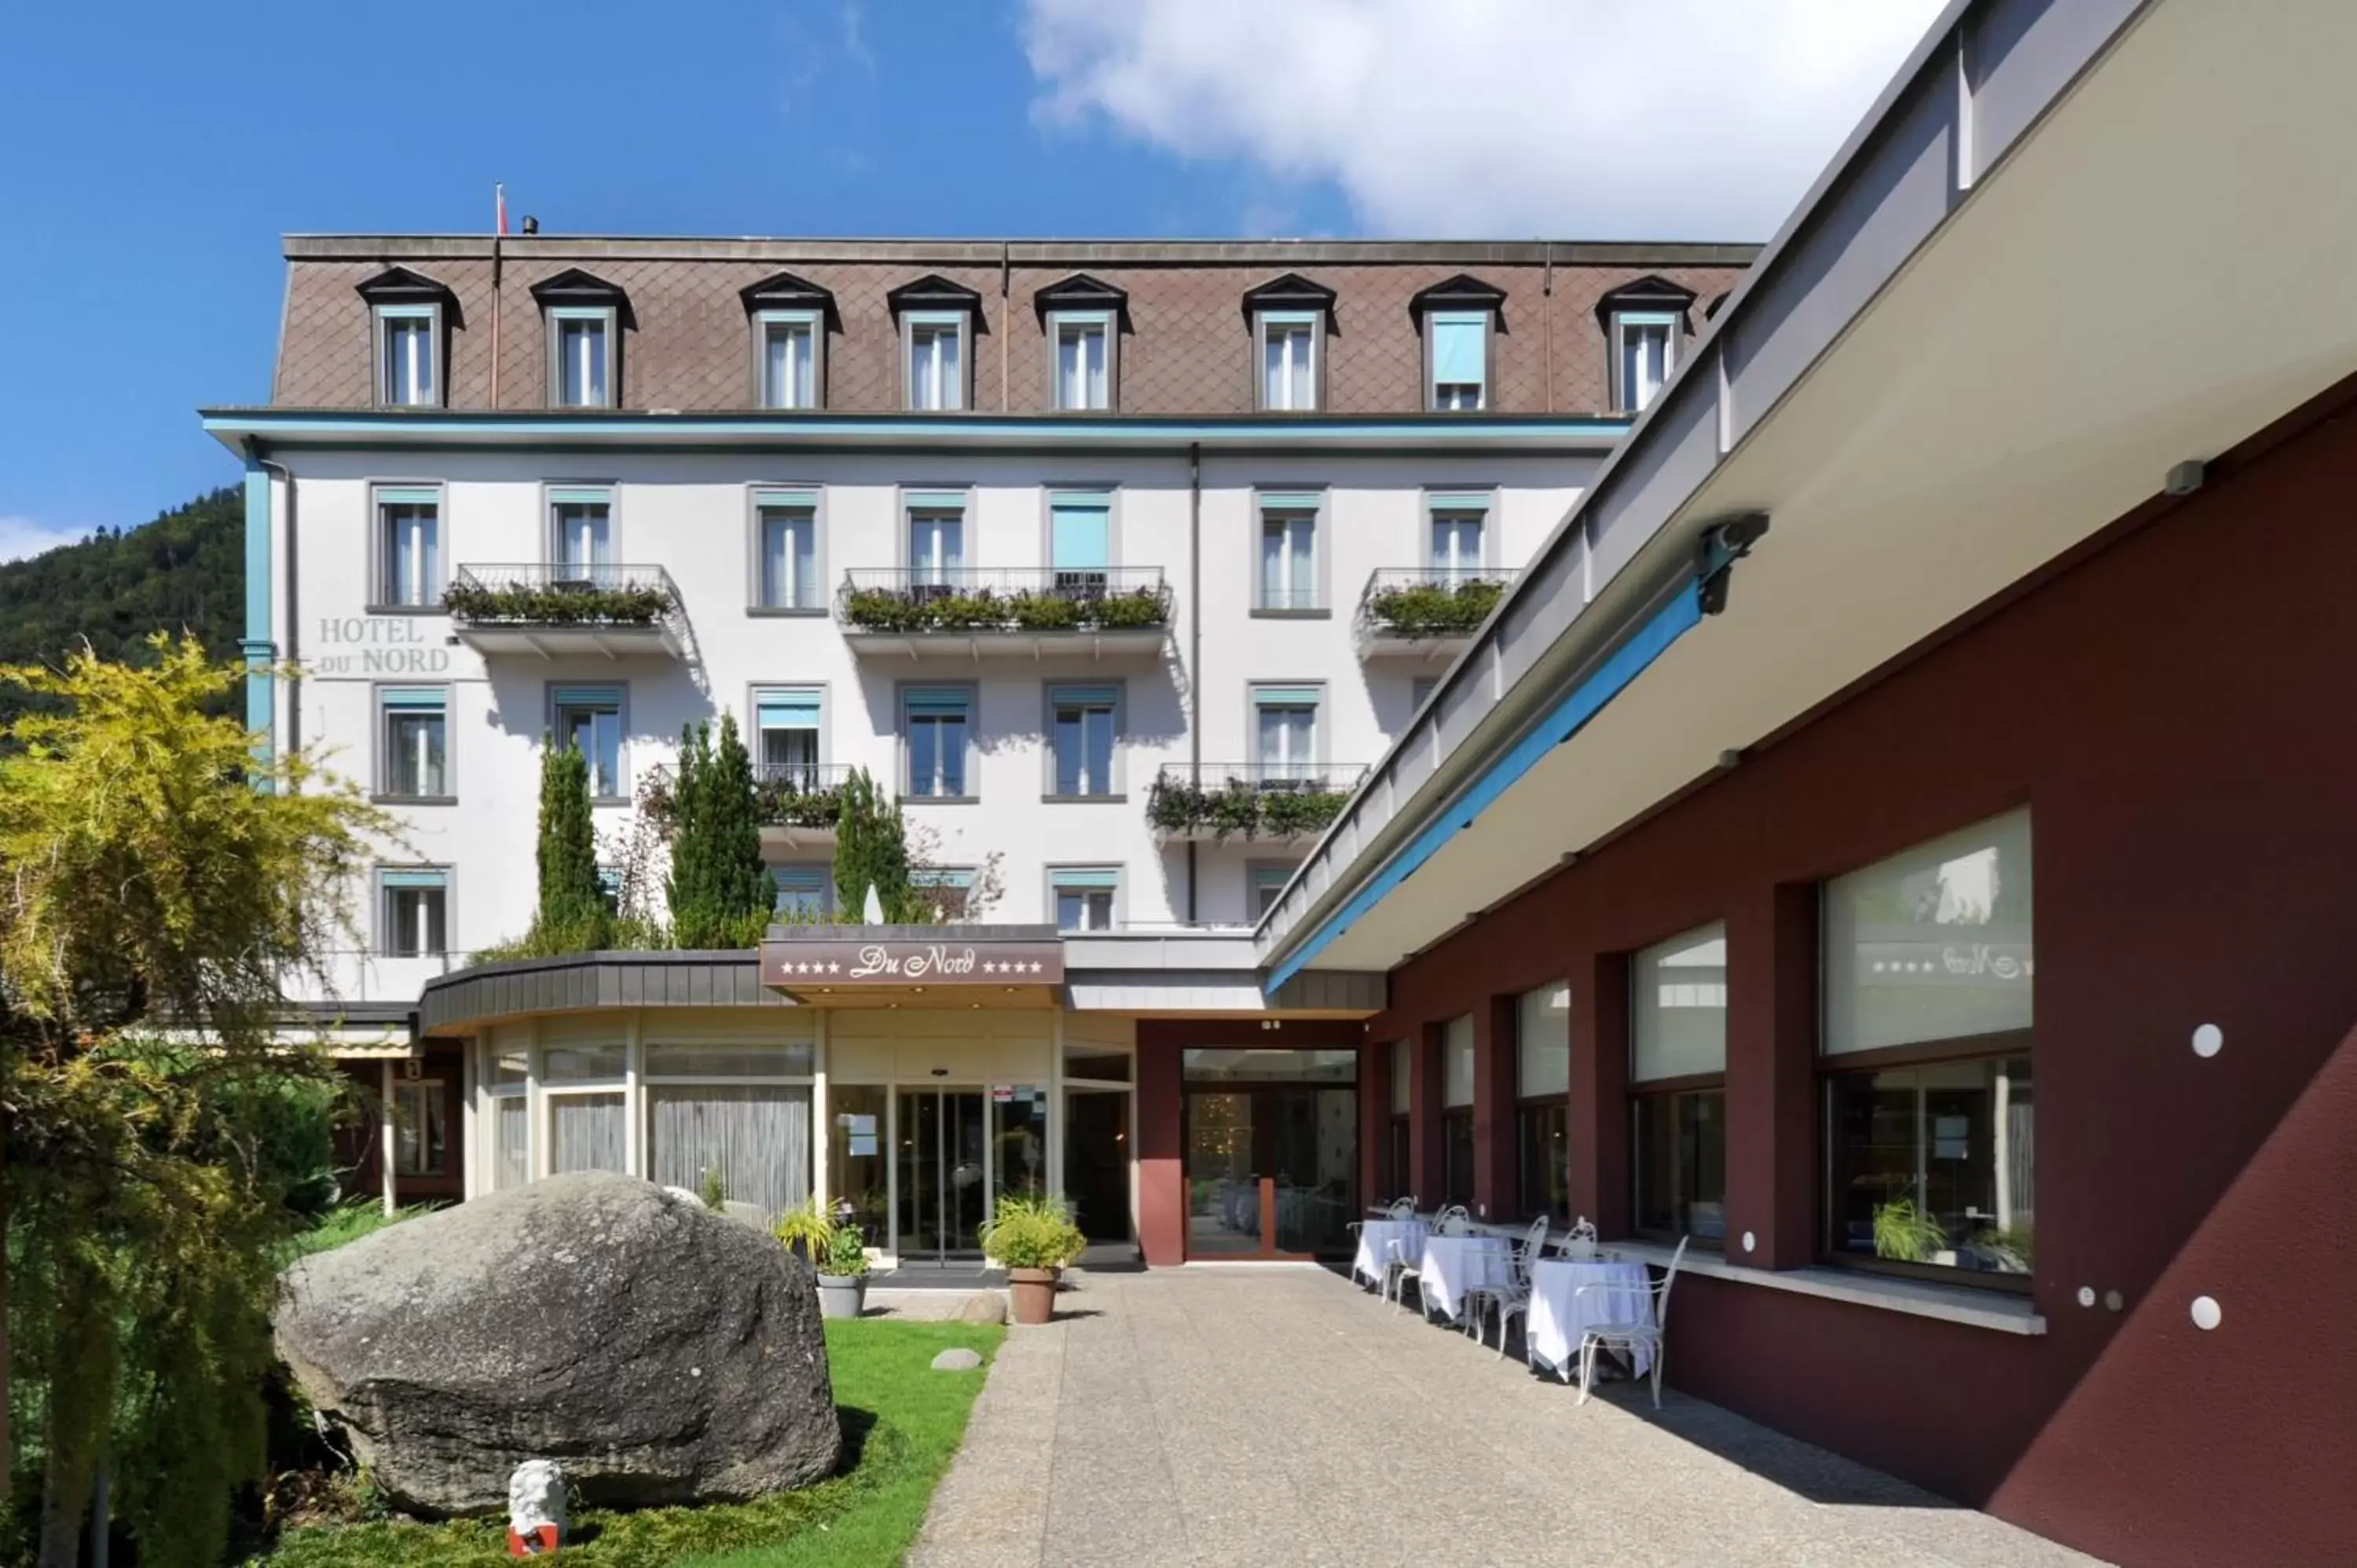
[834,567,1171,660]
[643,761,852,846]
[445,563,685,659]
[1146,762,1365,843]
[1354,567,1519,660]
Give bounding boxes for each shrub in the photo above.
[441,579,672,626]
[976,1193,1087,1269]
[1362,577,1505,639]
[821,1224,871,1278]
[839,582,1171,634]
[1144,775,1350,842]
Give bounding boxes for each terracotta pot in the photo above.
[1007,1266,1059,1325]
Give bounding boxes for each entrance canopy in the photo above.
[760,924,1065,1009]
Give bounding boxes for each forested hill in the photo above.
[0,486,243,720]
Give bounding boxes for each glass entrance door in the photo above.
[896,1089,987,1261]
[1182,1086,1358,1259]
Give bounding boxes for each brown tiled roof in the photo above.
[272,236,1758,416]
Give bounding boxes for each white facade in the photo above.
[271,445,1599,1006]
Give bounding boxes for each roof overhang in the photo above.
[1264,0,2357,983]
[201,409,1632,456]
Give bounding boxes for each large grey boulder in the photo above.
[276,1171,839,1517]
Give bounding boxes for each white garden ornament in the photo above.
[508,1459,566,1553]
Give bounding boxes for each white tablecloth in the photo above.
[1417,1234,1512,1323]
[1527,1258,1654,1377]
[1351,1219,1428,1286]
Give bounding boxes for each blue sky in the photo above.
[0,0,1937,558]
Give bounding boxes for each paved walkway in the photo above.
[909,1267,2097,1568]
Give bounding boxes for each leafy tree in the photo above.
[832,768,919,923]
[0,636,387,1566]
[533,739,609,950]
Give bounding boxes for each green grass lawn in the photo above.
[248,1317,1004,1568]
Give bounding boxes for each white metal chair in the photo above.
[1431,1205,1474,1236]
[1489,1216,1552,1358]
[1347,1197,1419,1290]
[1558,1216,1600,1260]
[1381,1228,1428,1313]
[1571,1235,1688,1409]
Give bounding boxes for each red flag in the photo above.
[496,182,508,236]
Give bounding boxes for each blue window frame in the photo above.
[374,485,442,608]
[1052,867,1119,932]
[1050,683,1119,797]
[755,310,821,409]
[379,685,449,797]
[903,687,970,797]
[375,304,438,407]
[1428,310,1489,411]
[1050,492,1111,590]
[772,864,830,919]
[552,683,625,800]
[549,306,615,408]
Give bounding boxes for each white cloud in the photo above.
[0,515,86,565]
[1024,0,1947,239]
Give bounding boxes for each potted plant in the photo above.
[815,1222,871,1319]
[773,1196,834,1265]
[977,1192,1086,1325]
[1871,1196,1949,1263]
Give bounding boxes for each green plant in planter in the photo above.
[1009,591,1081,630]
[821,1223,871,1279]
[977,1192,1087,1269]
[1259,786,1347,839]
[443,580,673,625]
[1872,1196,1948,1262]
[841,588,929,632]
[698,1167,727,1211]
[1094,588,1171,628]
[1365,577,1505,638]
[773,1196,834,1259]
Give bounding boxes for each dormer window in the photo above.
[741,272,836,410]
[1411,275,1506,413]
[356,268,456,409]
[1242,273,1336,414]
[1034,274,1128,412]
[531,270,629,410]
[888,275,984,412]
[1596,275,1697,416]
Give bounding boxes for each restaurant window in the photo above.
[552,683,625,800]
[1387,1037,1412,1200]
[393,1079,445,1176]
[1049,684,1119,797]
[772,864,830,921]
[1052,868,1118,932]
[487,1047,530,1190]
[1441,1014,1475,1208]
[374,485,442,607]
[1255,495,1320,610]
[753,687,822,786]
[753,491,819,610]
[1630,923,1727,1244]
[1182,1049,1357,1082]
[644,1039,813,1222]
[1050,311,1113,410]
[378,686,449,799]
[1821,809,2034,1285]
[1516,982,1571,1222]
[1426,310,1489,411]
[377,868,449,958]
[901,686,971,798]
[756,310,821,408]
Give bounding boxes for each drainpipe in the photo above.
[490,230,504,408]
[239,443,277,777]
[1186,441,1201,923]
[999,242,1011,411]
[1541,242,1555,414]
[258,456,301,758]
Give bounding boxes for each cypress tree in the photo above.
[832,766,916,923]
[703,713,772,941]
[665,721,715,944]
[536,738,608,946]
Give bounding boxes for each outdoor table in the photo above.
[1527,1257,1654,1379]
[1352,1218,1428,1288]
[1417,1233,1513,1324]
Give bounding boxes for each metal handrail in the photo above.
[1152,762,1369,793]
[834,566,1173,631]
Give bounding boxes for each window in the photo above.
[1441,1014,1475,1207]
[1256,312,1319,411]
[375,306,438,407]
[1387,1037,1412,1200]
[1428,497,1486,578]
[753,688,822,786]
[1630,924,1728,1243]
[379,868,448,958]
[373,487,441,607]
[756,311,820,408]
[1256,496,1319,610]
[379,687,449,799]
[549,488,614,581]
[1252,685,1320,782]
[906,495,966,586]
[1049,684,1118,797]
[486,1046,530,1190]
[1410,676,1439,712]
[552,684,625,800]
[549,308,615,408]
[1516,983,1571,1222]
[905,313,966,410]
[394,1079,446,1176]
[1050,313,1113,410]
[1251,863,1296,920]
[902,687,970,798]
[754,491,819,610]
[1611,312,1679,414]
[1428,310,1489,410]
[772,864,830,920]
[911,866,975,921]
[1822,810,2034,1284]
[1049,493,1111,592]
[1052,869,1118,932]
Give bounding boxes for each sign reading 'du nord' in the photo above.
[760,940,1065,989]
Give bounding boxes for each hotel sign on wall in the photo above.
[760,939,1065,990]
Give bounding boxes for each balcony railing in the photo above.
[1354,567,1519,648]
[642,761,854,831]
[1146,761,1365,842]
[445,562,681,627]
[835,567,1172,636]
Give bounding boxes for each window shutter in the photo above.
[1431,313,1487,384]
[1050,684,1120,709]
[756,691,821,729]
[1252,686,1321,707]
[552,684,621,709]
[379,868,448,889]
[1050,503,1111,570]
[904,688,969,716]
[379,687,446,711]
[1050,868,1120,890]
[903,491,965,511]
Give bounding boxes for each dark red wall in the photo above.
[1363,388,2357,1563]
